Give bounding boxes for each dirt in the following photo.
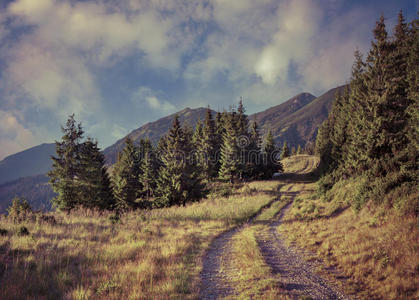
[199,171,351,299]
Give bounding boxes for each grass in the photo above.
[278,178,419,299]
[0,181,278,299]
[281,155,320,174]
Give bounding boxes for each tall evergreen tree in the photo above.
[219,110,240,183]
[112,138,141,211]
[139,139,158,201]
[280,140,290,160]
[156,116,203,207]
[246,121,262,179]
[236,99,249,179]
[48,114,84,211]
[79,138,114,210]
[263,130,282,178]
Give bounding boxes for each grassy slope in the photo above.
[0,181,279,299]
[278,177,419,299]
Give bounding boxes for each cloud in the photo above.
[133,87,176,112]
[0,110,38,160]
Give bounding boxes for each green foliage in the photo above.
[7,196,32,223]
[155,115,204,207]
[315,12,418,213]
[49,115,114,211]
[48,114,84,211]
[112,138,141,211]
[280,141,290,160]
[263,130,282,178]
[138,139,158,202]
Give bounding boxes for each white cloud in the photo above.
[133,87,176,112]
[0,110,38,160]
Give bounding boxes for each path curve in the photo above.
[257,188,350,300]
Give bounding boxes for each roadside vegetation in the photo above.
[0,181,279,299]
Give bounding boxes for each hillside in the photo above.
[252,85,347,147]
[103,107,214,164]
[0,143,55,185]
[0,174,54,214]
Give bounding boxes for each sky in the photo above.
[0,0,417,159]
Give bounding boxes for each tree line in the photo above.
[315,12,418,214]
[48,101,295,212]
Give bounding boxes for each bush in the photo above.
[109,213,121,225]
[7,197,33,223]
[0,228,8,236]
[17,226,30,236]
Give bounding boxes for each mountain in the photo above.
[0,143,55,185]
[103,107,215,164]
[0,174,54,214]
[251,85,346,147]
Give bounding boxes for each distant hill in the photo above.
[103,107,215,164]
[0,143,55,185]
[251,85,347,147]
[0,174,54,214]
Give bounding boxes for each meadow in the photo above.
[0,180,279,299]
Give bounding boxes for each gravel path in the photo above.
[199,199,278,299]
[199,159,350,300]
[257,187,350,300]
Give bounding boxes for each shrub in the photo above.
[7,197,33,223]
[37,214,57,225]
[0,228,8,236]
[17,226,30,236]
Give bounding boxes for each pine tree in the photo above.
[139,139,158,201]
[48,114,84,211]
[280,141,290,160]
[236,99,249,179]
[79,138,114,210]
[219,110,240,183]
[246,120,262,178]
[112,138,141,211]
[196,107,218,180]
[263,130,282,178]
[156,116,203,207]
[296,145,302,155]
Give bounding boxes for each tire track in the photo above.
[257,186,350,300]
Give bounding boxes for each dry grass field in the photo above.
[0,181,279,299]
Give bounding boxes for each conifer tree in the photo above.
[296,145,302,155]
[236,99,249,179]
[246,121,262,178]
[156,116,203,207]
[198,107,218,179]
[219,110,240,183]
[79,138,114,210]
[139,139,158,201]
[263,130,282,178]
[48,114,84,211]
[280,141,290,160]
[112,138,141,211]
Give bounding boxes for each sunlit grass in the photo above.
[0,181,279,299]
[278,179,419,299]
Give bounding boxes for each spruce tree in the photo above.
[236,99,249,179]
[48,114,84,211]
[280,141,290,160]
[156,116,203,207]
[219,110,240,183]
[246,121,262,179]
[112,138,141,211]
[139,139,158,201]
[263,130,282,178]
[79,138,114,210]
[296,145,302,155]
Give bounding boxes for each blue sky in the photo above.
[0,0,417,159]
